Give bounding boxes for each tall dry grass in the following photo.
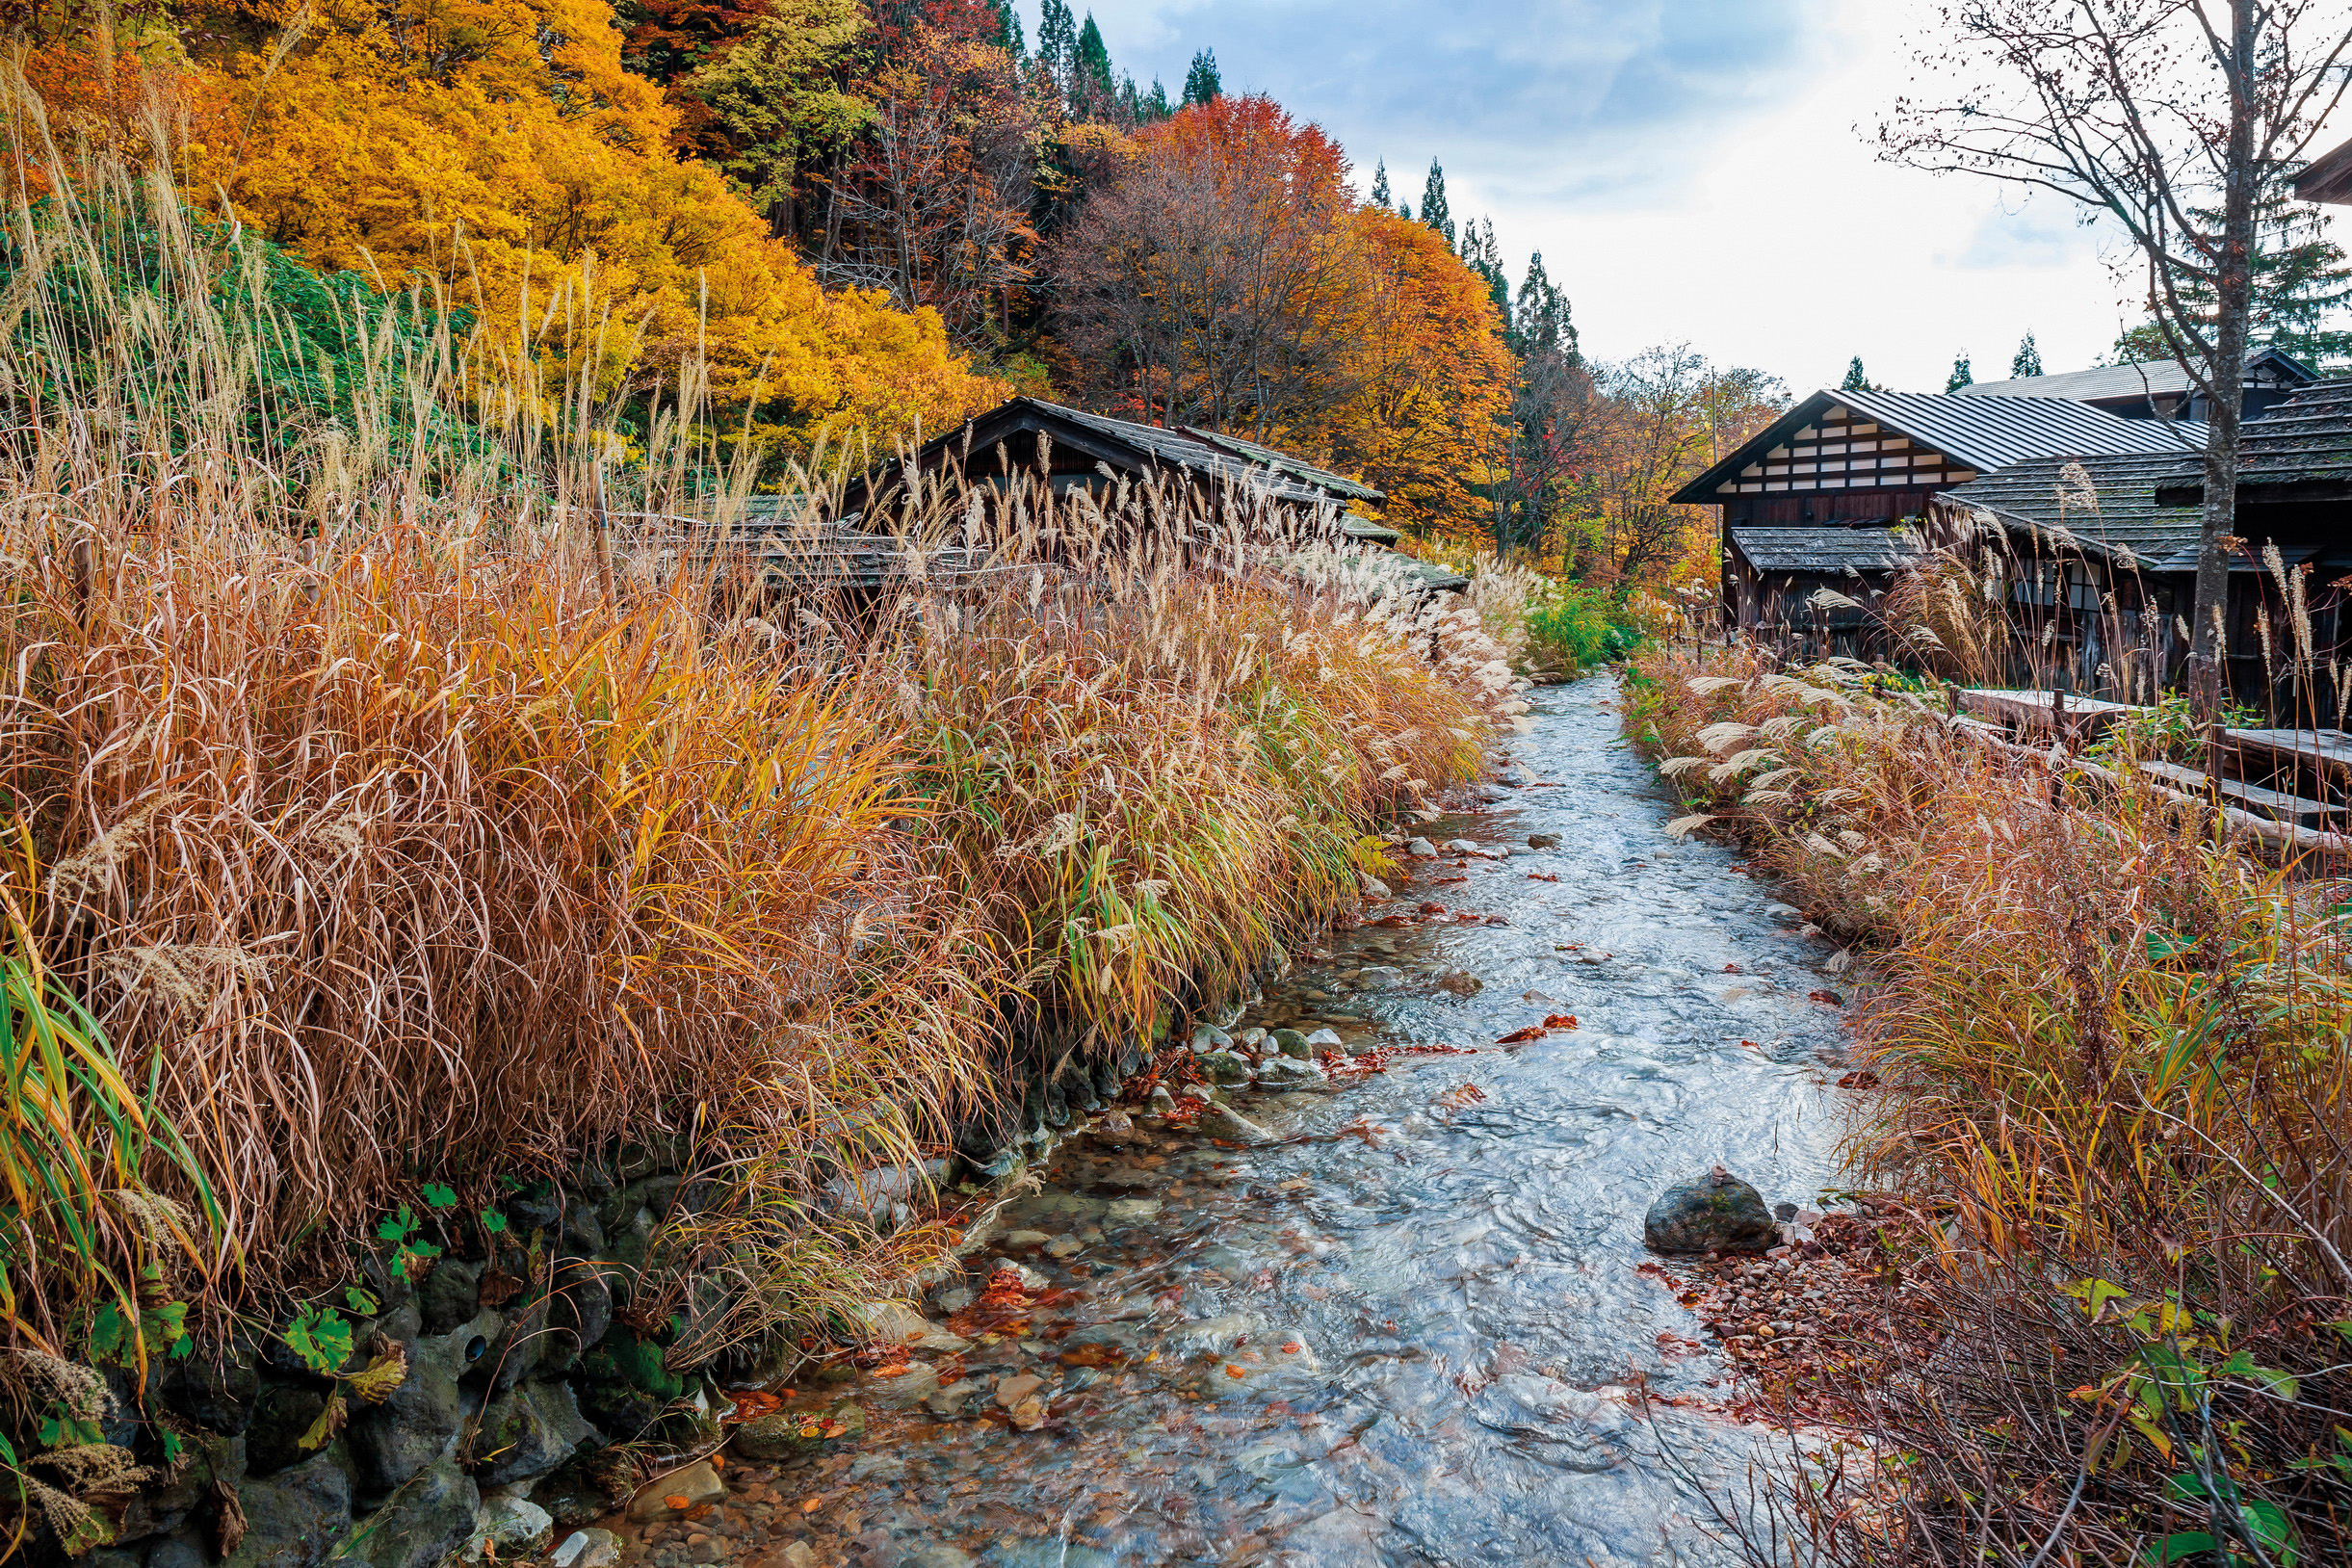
[0,131,1508,1397]
[1626,642,2352,1566]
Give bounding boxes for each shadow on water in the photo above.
[645,674,1855,1568]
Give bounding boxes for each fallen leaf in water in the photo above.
[800,1497,822,1515]
[1495,1026,1546,1043]
[1541,1014,1579,1030]
[663,1496,690,1512]
[1009,1397,1047,1430]
[1435,1083,1488,1111]
[1483,915,1510,927]
[1738,1039,1764,1051]
[1417,902,1448,915]
[1371,915,1415,928]
[1555,942,1582,952]
[1836,1070,1882,1089]
[1809,989,1843,1006]
[1281,1341,1304,1354]
[1224,1365,1247,1379]
[1058,1343,1126,1369]
[1432,876,1468,885]
[1527,873,1560,882]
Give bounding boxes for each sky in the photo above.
[1055,0,2336,396]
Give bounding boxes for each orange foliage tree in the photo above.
[1051,95,1509,531]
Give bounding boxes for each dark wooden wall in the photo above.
[1722,486,1941,525]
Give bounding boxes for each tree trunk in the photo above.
[2186,0,2261,719]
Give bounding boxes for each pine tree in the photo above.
[1398,201,1412,222]
[1182,48,1220,106]
[2115,178,2352,367]
[1945,353,1973,392]
[986,0,1023,57]
[1464,218,1509,326]
[1037,1,1077,91]
[1841,355,1874,393]
[1143,77,1170,120]
[2010,333,2044,379]
[1370,159,1391,209]
[1513,252,1578,362]
[1420,158,1454,251]
[1073,13,1115,109]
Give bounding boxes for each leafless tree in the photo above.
[1882,0,2352,713]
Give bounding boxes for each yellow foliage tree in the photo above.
[168,0,1003,456]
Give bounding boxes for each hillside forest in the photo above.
[27,0,1783,586]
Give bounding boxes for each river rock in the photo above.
[1360,875,1392,899]
[1529,833,1561,849]
[1405,838,1439,858]
[548,1530,622,1568]
[1642,1167,1779,1255]
[458,1493,554,1562]
[1356,965,1405,989]
[1198,1050,1254,1085]
[1147,1085,1177,1112]
[338,1455,478,1568]
[223,1450,353,1568]
[626,1458,725,1520]
[1497,766,1533,786]
[1235,1027,1267,1051]
[1301,1029,1343,1050]
[1268,1029,1310,1059]
[468,1378,597,1489]
[1442,839,1479,854]
[1255,1056,1326,1087]
[1190,1025,1234,1053]
[1197,1103,1273,1145]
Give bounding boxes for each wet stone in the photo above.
[1643,1167,1781,1255]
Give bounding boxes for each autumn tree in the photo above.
[820,22,1047,344]
[676,0,872,236]
[1565,347,1786,589]
[1052,94,1366,436]
[176,0,1001,455]
[1327,208,1513,531]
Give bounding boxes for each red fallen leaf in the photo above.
[1482,915,1510,927]
[1809,989,1843,1006]
[1541,1014,1578,1030]
[1431,876,1468,885]
[1836,1070,1882,1089]
[1527,873,1560,882]
[1418,902,1448,914]
[1495,1026,1547,1043]
[1738,1039,1764,1051]
[1525,781,1563,787]
[1723,963,1742,974]
[1371,915,1416,928]
[1225,1364,1248,1379]
[1058,1343,1127,1369]
[1455,912,1481,924]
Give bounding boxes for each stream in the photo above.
[639,676,1854,1568]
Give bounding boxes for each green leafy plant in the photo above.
[282,1302,356,1376]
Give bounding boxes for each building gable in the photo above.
[1705,401,1979,501]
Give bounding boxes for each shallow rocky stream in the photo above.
[624,676,1856,1568]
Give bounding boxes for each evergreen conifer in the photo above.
[1075,15,1115,100]
[1182,49,1221,106]
[987,0,1023,57]
[1037,1,1077,90]
[1945,353,1973,392]
[1463,219,1509,325]
[1514,253,1578,362]
[1143,78,1170,120]
[1841,355,1874,393]
[1420,159,1454,250]
[1370,160,1391,209]
[2010,333,2044,379]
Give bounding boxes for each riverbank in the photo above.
[0,179,1525,1564]
[1625,642,2352,1567]
[587,676,1854,1568]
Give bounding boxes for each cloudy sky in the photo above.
[1058,0,2309,396]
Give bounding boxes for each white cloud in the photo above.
[1070,0,2158,393]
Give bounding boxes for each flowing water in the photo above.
[648,677,1855,1568]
